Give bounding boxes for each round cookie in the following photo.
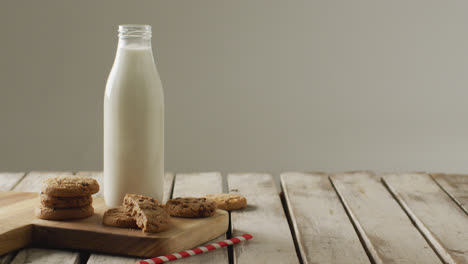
[35,205,94,220]
[40,193,92,209]
[42,176,99,197]
[103,207,138,228]
[165,197,217,218]
[204,193,247,211]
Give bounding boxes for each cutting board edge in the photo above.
[0,191,230,258]
[29,210,229,257]
[0,224,33,256]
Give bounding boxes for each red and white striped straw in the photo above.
[136,234,253,264]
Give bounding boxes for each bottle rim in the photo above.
[118,24,151,38]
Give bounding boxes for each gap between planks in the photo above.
[281,172,370,264]
[228,173,299,264]
[430,173,468,215]
[279,190,304,264]
[330,172,441,264]
[7,171,465,264]
[0,172,26,192]
[382,173,468,264]
[170,172,229,264]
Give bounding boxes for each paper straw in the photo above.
[137,234,253,264]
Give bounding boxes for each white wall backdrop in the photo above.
[1,0,468,175]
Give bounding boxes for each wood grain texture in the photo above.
[330,172,441,264]
[0,253,15,264]
[9,172,80,264]
[0,173,25,264]
[10,248,79,264]
[13,171,73,193]
[431,173,468,215]
[228,173,299,264]
[382,173,468,264]
[172,172,223,197]
[171,172,228,264]
[87,254,139,264]
[281,172,370,264]
[0,173,25,191]
[0,191,228,258]
[0,192,36,255]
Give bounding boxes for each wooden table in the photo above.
[0,171,467,264]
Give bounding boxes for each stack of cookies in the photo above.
[35,176,99,220]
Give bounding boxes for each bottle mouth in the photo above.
[118,24,151,38]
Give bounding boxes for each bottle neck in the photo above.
[117,24,152,49]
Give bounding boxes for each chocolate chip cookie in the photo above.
[123,193,169,233]
[41,176,99,197]
[134,205,170,233]
[102,207,138,228]
[203,193,247,211]
[123,193,160,216]
[40,193,93,208]
[165,197,217,218]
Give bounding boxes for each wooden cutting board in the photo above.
[0,191,229,258]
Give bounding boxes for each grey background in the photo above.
[1,0,467,176]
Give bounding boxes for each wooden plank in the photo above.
[172,172,223,197]
[162,173,175,204]
[0,173,25,264]
[13,171,73,193]
[0,173,25,191]
[431,173,468,214]
[0,253,15,264]
[10,248,79,264]
[80,171,175,264]
[228,173,299,264]
[87,254,139,264]
[281,172,369,264]
[9,172,81,264]
[330,172,441,264]
[382,173,468,264]
[170,172,228,264]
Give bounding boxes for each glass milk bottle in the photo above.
[104,25,164,207]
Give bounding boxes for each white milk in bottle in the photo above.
[104,25,164,207]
